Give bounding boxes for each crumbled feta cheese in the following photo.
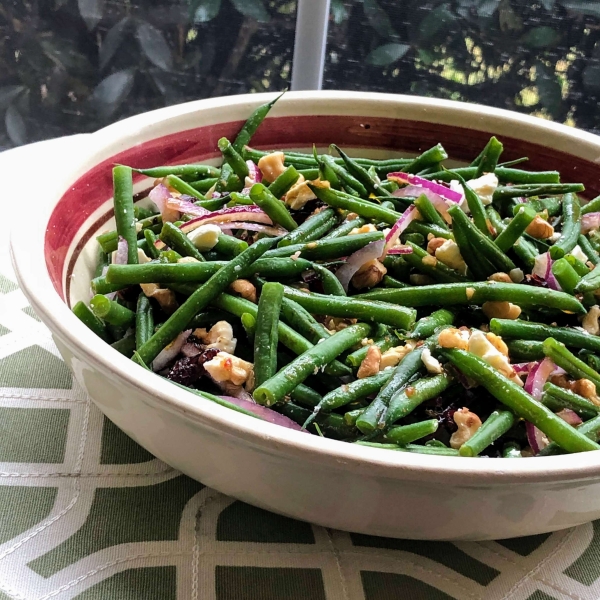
[466,173,498,205]
[435,239,468,275]
[468,330,522,385]
[569,244,589,264]
[187,224,221,251]
[421,347,443,374]
[137,248,152,264]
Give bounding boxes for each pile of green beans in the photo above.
[74,93,600,458]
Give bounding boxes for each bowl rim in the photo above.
[12,89,600,485]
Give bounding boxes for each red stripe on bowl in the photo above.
[46,115,600,301]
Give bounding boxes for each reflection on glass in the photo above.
[0,0,297,149]
[324,0,600,133]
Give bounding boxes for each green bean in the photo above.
[287,381,322,408]
[424,167,560,185]
[459,411,515,457]
[90,295,135,327]
[112,166,138,264]
[346,334,395,367]
[308,185,401,225]
[550,194,581,259]
[218,137,249,179]
[254,322,372,406]
[444,347,600,453]
[409,309,455,339]
[110,333,136,357]
[297,168,320,180]
[566,254,592,276]
[143,229,160,259]
[135,293,154,350]
[450,211,495,279]
[212,293,351,377]
[406,220,454,240]
[380,275,408,288]
[475,136,503,177]
[320,154,367,196]
[311,263,346,296]
[267,166,301,199]
[91,276,124,295]
[576,262,600,293]
[164,175,206,201]
[403,144,448,174]
[493,184,585,201]
[582,195,600,215]
[538,414,600,455]
[240,312,256,341]
[134,204,157,221]
[357,335,440,433]
[493,205,537,252]
[94,249,110,279]
[354,441,460,456]
[263,231,384,260]
[331,144,391,197]
[159,222,205,262]
[214,234,248,257]
[488,206,539,269]
[322,217,367,239]
[134,237,275,366]
[577,235,600,266]
[403,233,424,246]
[72,300,110,342]
[385,419,439,445]
[233,92,283,153]
[523,197,562,217]
[278,208,336,247]
[490,319,600,354]
[402,242,469,283]
[250,257,313,279]
[282,286,416,330]
[413,194,449,230]
[188,310,234,329]
[448,205,515,272]
[542,383,600,420]
[279,297,331,345]
[386,374,452,425]
[132,164,219,179]
[277,402,357,439]
[502,442,522,458]
[250,183,298,231]
[358,282,585,313]
[551,258,581,295]
[215,162,234,193]
[195,197,228,211]
[506,340,545,361]
[498,157,528,167]
[188,177,219,193]
[543,338,600,392]
[454,173,492,238]
[254,282,284,387]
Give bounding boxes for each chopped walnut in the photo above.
[482,301,522,320]
[421,255,437,267]
[140,283,178,314]
[488,272,512,283]
[427,237,447,255]
[380,341,417,369]
[410,274,435,286]
[346,212,359,220]
[421,347,443,374]
[438,327,470,350]
[357,345,382,378]
[285,176,330,210]
[449,408,482,449]
[203,351,253,387]
[178,256,200,264]
[229,279,257,303]
[582,305,600,336]
[435,239,468,275]
[326,317,357,332]
[349,224,377,235]
[194,321,237,354]
[351,259,387,289]
[526,216,554,239]
[466,287,476,300]
[468,330,522,385]
[572,378,600,406]
[257,151,286,183]
[549,373,571,389]
[485,332,509,357]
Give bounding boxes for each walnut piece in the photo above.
[526,216,554,239]
[351,259,387,290]
[349,224,377,235]
[482,301,522,320]
[380,341,417,369]
[194,321,237,354]
[488,272,512,283]
[438,327,470,350]
[203,351,253,386]
[582,305,600,336]
[421,347,443,374]
[229,279,257,303]
[285,176,330,210]
[468,330,522,385]
[427,236,447,255]
[572,378,600,406]
[435,239,468,275]
[140,283,178,314]
[357,345,382,379]
[449,408,482,449]
[257,151,286,183]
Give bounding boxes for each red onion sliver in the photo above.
[218,396,307,431]
[524,357,556,400]
[149,183,180,223]
[245,160,262,185]
[556,408,583,427]
[388,172,464,203]
[115,237,128,265]
[526,422,550,455]
[387,246,414,255]
[384,205,421,255]
[166,197,210,217]
[179,205,274,234]
[153,329,191,372]
[215,221,287,236]
[393,185,452,223]
[582,212,600,234]
[513,362,533,374]
[335,239,386,292]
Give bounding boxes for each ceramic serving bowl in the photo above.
[11,91,600,541]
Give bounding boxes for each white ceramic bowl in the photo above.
[11,91,600,541]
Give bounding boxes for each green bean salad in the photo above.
[73,95,600,458]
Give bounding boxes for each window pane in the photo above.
[324,0,600,133]
[0,0,296,149]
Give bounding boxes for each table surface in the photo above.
[1,137,600,600]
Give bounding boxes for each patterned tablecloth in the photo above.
[2,138,600,600]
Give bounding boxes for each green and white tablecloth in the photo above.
[2,139,600,600]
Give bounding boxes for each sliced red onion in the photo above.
[393,185,452,223]
[526,422,550,454]
[582,212,600,234]
[216,380,255,402]
[388,172,464,203]
[556,408,583,427]
[166,197,210,217]
[179,205,274,234]
[99,265,117,300]
[115,237,128,265]
[384,205,421,256]
[532,252,561,291]
[211,191,223,199]
[153,329,191,372]
[215,221,287,236]
[335,239,385,292]
[513,362,533,374]
[245,160,262,185]
[149,183,180,222]
[219,396,307,431]
[387,245,414,255]
[181,343,202,358]
[524,357,556,400]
